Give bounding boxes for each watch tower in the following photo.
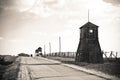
[75,22,103,63]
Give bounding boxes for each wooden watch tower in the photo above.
[75,21,103,63]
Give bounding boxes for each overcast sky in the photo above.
[0,0,120,56]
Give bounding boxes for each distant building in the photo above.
[75,22,103,63]
[18,53,29,57]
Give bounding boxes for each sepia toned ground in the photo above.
[0,56,120,80]
[17,57,119,80]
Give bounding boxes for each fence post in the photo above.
[116,52,118,58]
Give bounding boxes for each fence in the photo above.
[102,51,120,62]
[44,52,76,58]
[44,51,120,62]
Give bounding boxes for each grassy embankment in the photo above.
[0,55,20,80]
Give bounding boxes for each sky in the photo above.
[0,0,120,56]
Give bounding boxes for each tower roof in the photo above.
[80,22,99,29]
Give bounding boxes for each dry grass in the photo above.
[0,55,19,80]
[2,62,20,80]
[0,65,7,79]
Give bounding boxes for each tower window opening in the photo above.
[89,29,93,33]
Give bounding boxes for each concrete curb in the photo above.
[17,57,31,80]
[62,63,119,80]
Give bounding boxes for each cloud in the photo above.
[0,0,34,12]
[0,0,13,7]
[103,0,120,6]
[0,37,3,40]
[0,0,17,9]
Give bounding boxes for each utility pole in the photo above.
[88,9,90,22]
[59,37,61,53]
[49,42,51,54]
[44,45,46,56]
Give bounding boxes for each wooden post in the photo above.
[59,37,61,53]
[44,45,46,56]
[59,37,61,56]
[49,42,51,54]
[116,52,118,58]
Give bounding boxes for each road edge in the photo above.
[43,57,120,80]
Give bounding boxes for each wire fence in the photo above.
[43,51,120,62]
[44,52,76,58]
